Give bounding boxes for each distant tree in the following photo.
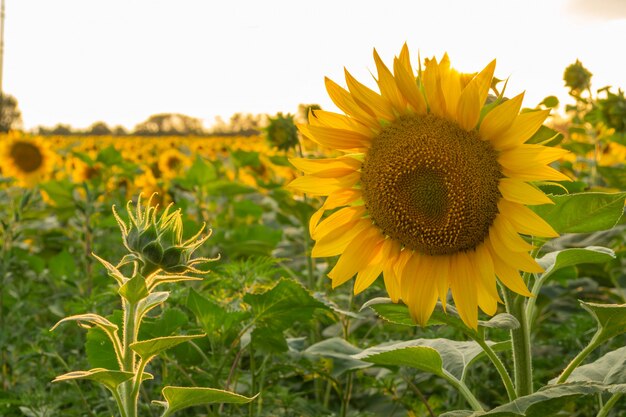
[0,93,23,132]
[112,125,128,136]
[86,121,112,136]
[210,113,267,136]
[50,124,74,135]
[133,113,205,136]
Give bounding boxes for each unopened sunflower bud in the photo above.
[564,60,592,94]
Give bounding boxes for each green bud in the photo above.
[161,246,185,269]
[126,228,141,252]
[138,225,159,249]
[564,60,592,93]
[142,241,164,264]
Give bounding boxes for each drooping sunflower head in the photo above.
[289,45,569,329]
[1,132,56,187]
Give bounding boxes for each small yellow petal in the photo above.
[488,239,533,297]
[345,68,395,121]
[498,145,570,171]
[290,156,361,176]
[402,254,439,326]
[310,109,373,136]
[491,109,550,150]
[450,252,478,330]
[287,172,360,195]
[502,164,572,182]
[479,93,525,141]
[354,261,384,295]
[374,48,405,113]
[490,215,533,252]
[498,199,559,238]
[393,57,427,114]
[456,59,496,130]
[328,227,384,288]
[499,178,554,205]
[313,205,365,240]
[324,77,380,130]
[298,124,371,151]
[423,57,446,116]
[382,240,402,302]
[313,218,371,257]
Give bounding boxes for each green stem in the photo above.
[475,338,517,401]
[597,393,623,417]
[340,372,354,417]
[120,299,139,417]
[556,333,601,384]
[112,389,129,417]
[441,370,484,412]
[504,285,533,397]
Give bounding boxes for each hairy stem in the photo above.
[504,285,533,397]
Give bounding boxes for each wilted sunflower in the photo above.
[0,132,55,186]
[289,45,569,329]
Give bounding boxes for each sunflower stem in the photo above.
[441,370,483,412]
[504,286,533,397]
[475,337,517,401]
[596,393,623,417]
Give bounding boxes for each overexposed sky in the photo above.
[5,0,626,130]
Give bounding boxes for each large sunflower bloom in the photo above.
[0,132,55,187]
[288,45,569,329]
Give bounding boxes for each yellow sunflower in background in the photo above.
[289,45,569,329]
[157,148,191,180]
[0,132,55,186]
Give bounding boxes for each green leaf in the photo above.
[118,274,149,303]
[580,301,626,345]
[137,291,170,320]
[186,156,217,185]
[40,179,75,208]
[354,338,499,381]
[598,165,626,189]
[304,337,370,378]
[154,386,257,417]
[130,334,205,361]
[251,327,288,353]
[186,288,245,341]
[51,314,121,358]
[540,95,560,108]
[48,250,77,279]
[205,180,256,196]
[243,278,329,332]
[525,125,563,147]
[537,246,615,282]
[52,368,153,391]
[470,382,606,416]
[96,145,124,165]
[530,192,626,233]
[141,308,189,339]
[565,345,626,385]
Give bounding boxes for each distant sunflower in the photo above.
[158,148,190,180]
[1,132,55,186]
[289,45,569,329]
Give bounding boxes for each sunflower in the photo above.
[0,132,55,187]
[157,148,191,180]
[288,45,569,329]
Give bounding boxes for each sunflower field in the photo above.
[1,47,626,417]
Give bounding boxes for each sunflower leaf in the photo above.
[353,338,501,381]
[530,192,626,233]
[154,386,257,417]
[52,368,153,392]
[537,246,615,283]
[304,337,370,378]
[580,301,626,345]
[557,345,626,385]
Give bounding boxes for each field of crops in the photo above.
[1,53,626,417]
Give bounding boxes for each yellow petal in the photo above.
[456,59,496,131]
[298,124,371,151]
[382,240,402,302]
[345,68,395,121]
[488,239,533,297]
[308,188,362,236]
[287,172,360,195]
[374,49,405,113]
[498,199,559,238]
[472,243,502,303]
[439,54,462,119]
[397,43,413,74]
[311,109,373,136]
[449,252,478,330]
[423,57,446,117]
[491,109,550,150]
[354,243,385,295]
[490,215,533,252]
[498,178,554,205]
[290,156,361,176]
[479,93,525,141]
[502,164,572,182]
[402,253,439,326]
[313,205,365,240]
[328,227,384,288]
[313,218,371,257]
[324,77,380,130]
[498,145,570,171]
[393,57,427,115]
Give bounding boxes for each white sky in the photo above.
[5,0,626,130]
